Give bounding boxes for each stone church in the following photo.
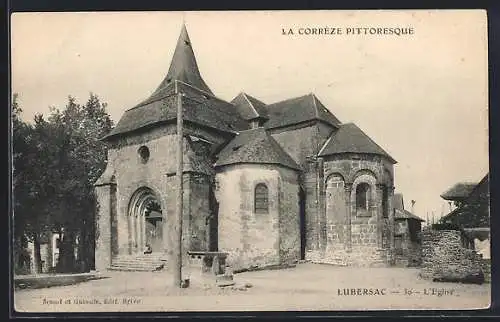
[94,25,398,272]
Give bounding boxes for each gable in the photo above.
[264,93,341,130]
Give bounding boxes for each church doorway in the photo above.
[128,188,164,254]
[144,201,163,253]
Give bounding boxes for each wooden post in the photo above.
[173,83,184,288]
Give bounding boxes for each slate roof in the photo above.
[104,82,249,139]
[230,93,269,121]
[440,182,478,201]
[103,25,249,140]
[264,93,341,129]
[214,127,300,170]
[318,123,396,163]
[440,174,490,228]
[468,174,489,200]
[151,24,213,97]
[395,209,425,222]
[392,193,424,221]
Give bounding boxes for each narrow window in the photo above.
[255,183,269,213]
[356,183,370,210]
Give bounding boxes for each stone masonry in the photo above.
[306,154,394,266]
[215,164,300,271]
[94,25,400,272]
[420,229,484,283]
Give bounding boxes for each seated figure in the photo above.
[143,244,152,254]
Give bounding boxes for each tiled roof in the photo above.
[440,173,489,228]
[318,123,396,163]
[440,182,478,201]
[231,93,269,121]
[264,93,341,129]
[214,127,300,171]
[103,25,249,140]
[465,174,489,200]
[395,208,425,222]
[151,24,213,96]
[104,82,249,139]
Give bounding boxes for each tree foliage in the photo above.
[12,93,113,273]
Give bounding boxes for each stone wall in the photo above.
[394,220,422,267]
[187,173,211,251]
[323,154,393,188]
[308,244,388,267]
[96,122,221,270]
[216,164,281,271]
[303,164,320,255]
[420,229,484,283]
[307,154,394,266]
[270,122,335,258]
[215,164,300,271]
[278,167,301,265]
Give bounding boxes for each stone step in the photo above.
[108,266,164,272]
[112,259,165,264]
[111,260,165,265]
[109,253,167,271]
[114,255,166,260]
[109,264,166,271]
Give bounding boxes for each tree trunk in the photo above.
[57,229,76,273]
[13,235,21,275]
[32,233,42,274]
[77,230,89,273]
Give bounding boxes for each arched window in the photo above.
[356,183,370,210]
[254,183,269,213]
[326,174,344,189]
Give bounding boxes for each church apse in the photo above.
[306,154,395,267]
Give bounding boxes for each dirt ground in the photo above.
[14,263,491,312]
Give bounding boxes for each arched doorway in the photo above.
[128,188,164,254]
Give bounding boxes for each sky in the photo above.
[11,10,489,221]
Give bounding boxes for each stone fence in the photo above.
[420,229,484,284]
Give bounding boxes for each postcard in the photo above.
[11,10,490,312]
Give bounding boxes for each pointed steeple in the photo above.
[153,24,213,95]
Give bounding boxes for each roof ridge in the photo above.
[318,131,335,156]
[176,80,217,99]
[318,122,396,163]
[242,93,260,118]
[310,93,319,119]
[151,25,214,97]
[267,93,311,107]
[467,174,489,197]
[266,133,300,169]
[126,82,176,111]
[348,123,394,159]
[238,127,265,132]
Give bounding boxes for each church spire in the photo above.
[153,24,213,95]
